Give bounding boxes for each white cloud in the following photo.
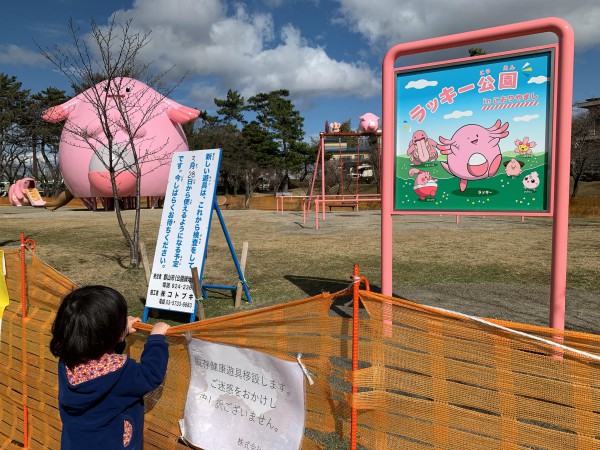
[444,110,473,119]
[405,79,438,89]
[0,44,47,66]
[106,0,378,103]
[527,75,549,84]
[514,114,540,122]
[334,0,600,51]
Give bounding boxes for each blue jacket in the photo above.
[58,334,169,450]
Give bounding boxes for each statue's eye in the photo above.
[125,87,131,93]
[103,86,109,92]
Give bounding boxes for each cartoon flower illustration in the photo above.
[514,137,537,155]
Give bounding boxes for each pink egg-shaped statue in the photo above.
[358,113,380,133]
[42,77,200,200]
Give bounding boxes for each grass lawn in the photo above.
[1,181,599,331]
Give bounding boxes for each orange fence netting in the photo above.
[2,248,600,449]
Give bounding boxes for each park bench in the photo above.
[327,202,359,211]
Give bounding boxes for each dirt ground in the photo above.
[1,204,599,334]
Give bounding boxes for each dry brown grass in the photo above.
[1,191,600,333]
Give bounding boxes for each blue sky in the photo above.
[2,0,600,141]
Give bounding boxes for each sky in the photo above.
[2,0,600,142]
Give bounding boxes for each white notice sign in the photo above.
[180,339,306,450]
[146,149,221,314]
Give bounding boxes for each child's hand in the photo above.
[127,316,141,335]
[150,322,170,335]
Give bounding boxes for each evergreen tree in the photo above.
[246,89,304,191]
[214,89,246,126]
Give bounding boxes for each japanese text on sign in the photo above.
[180,339,305,450]
[146,149,222,314]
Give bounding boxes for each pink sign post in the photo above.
[381,18,574,330]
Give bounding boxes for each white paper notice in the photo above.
[180,339,305,450]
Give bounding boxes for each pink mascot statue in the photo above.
[358,113,380,133]
[42,77,199,208]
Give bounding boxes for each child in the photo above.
[50,285,170,450]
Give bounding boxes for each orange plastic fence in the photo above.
[3,248,600,449]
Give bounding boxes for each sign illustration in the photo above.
[395,47,555,213]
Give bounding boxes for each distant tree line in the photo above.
[0,72,324,205]
[0,73,67,196]
[183,88,319,207]
[3,63,599,203]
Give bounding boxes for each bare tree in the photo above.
[0,73,31,184]
[571,108,600,198]
[37,17,186,268]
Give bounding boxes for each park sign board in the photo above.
[146,149,222,314]
[180,338,305,450]
[394,46,555,214]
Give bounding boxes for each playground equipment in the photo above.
[4,243,600,449]
[41,77,200,210]
[7,178,46,207]
[304,119,382,229]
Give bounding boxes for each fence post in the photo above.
[20,232,33,449]
[351,264,360,450]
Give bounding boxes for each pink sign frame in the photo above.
[381,18,574,330]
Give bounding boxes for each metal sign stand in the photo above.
[143,196,252,323]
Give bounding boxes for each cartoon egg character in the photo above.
[42,77,200,199]
[437,119,509,191]
[523,171,540,191]
[503,158,525,178]
[358,113,380,133]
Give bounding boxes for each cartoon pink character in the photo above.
[407,130,439,165]
[329,122,341,132]
[358,113,379,133]
[408,168,437,200]
[503,158,524,177]
[438,119,509,191]
[514,136,536,155]
[42,77,199,201]
[522,171,540,191]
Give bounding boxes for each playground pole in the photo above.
[20,233,30,449]
[321,134,326,219]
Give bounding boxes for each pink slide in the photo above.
[8,178,46,207]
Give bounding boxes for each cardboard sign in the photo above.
[180,339,305,450]
[146,149,221,314]
[395,47,554,213]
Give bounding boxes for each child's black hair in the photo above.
[50,285,128,369]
